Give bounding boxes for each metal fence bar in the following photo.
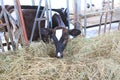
[0,0,15,50]
[73,0,81,30]
[6,10,19,26]
[66,0,70,30]
[30,0,52,43]
[0,10,4,19]
[30,0,42,43]
[45,0,49,28]
[47,0,52,28]
[98,12,103,34]
[109,0,114,31]
[118,21,120,30]
[37,7,46,40]
[84,0,87,35]
[104,11,108,33]
[31,0,35,6]
[98,0,115,34]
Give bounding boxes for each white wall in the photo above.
[1,0,119,12]
[0,0,101,12]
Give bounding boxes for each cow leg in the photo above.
[11,25,21,50]
[11,30,18,50]
[13,29,26,49]
[15,32,22,49]
[0,22,11,50]
[0,36,5,52]
[4,32,11,50]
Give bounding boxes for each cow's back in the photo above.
[22,9,45,41]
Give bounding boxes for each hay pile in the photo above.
[0,31,120,80]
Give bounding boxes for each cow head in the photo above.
[51,27,81,58]
[42,12,81,58]
[40,27,81,58]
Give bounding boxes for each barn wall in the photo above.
[1,0,120,13]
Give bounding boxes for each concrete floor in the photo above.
[86,22,119,38]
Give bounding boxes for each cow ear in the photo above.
[69,29,81,37]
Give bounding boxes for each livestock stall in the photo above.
[72,0,120,36]
[0,0,120,79]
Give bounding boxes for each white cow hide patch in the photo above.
[55,29,63,41]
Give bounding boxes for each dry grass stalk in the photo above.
[0,31,120,80]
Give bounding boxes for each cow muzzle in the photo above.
[56,52,63,58]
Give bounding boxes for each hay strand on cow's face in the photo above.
[0,31,120,80]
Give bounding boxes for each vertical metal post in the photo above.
[0,10,4,19]
[38,7,46,41]
[30,0,42,43]
[47,0,52,28]
[31,0,35,6]
[74,0,80,30]
[45,0,49,28]
[103,0,111,33]
[99,0,105,34]
[99,13,103,34]
[14,0,28,46]
[84,0,87,35]
[104,11,108,33]
[118,21,120,30]
[30,0,52,43]
[38,21,41,40]
[1,0,15,50]
[66,0,70,30]
[90,0,92,11]
[73,0,77,29]
[109,0,114,31]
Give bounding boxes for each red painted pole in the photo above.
[15,0,28,46]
